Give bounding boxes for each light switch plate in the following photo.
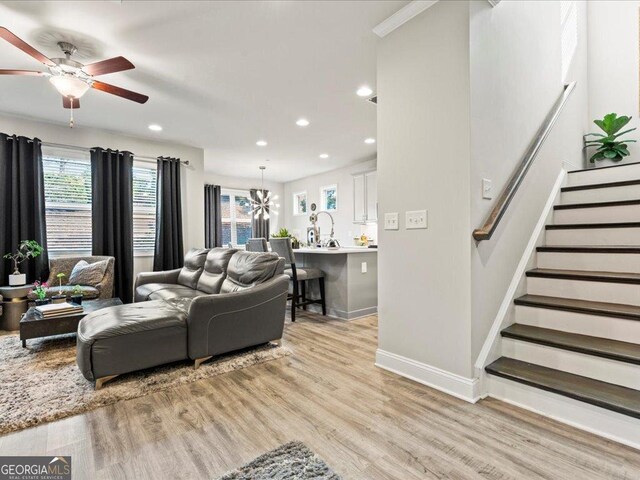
[361,262,367,273]
[482,178,492,200]
[406,210,427,229]
[384,212,399,230]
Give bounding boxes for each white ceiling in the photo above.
[0,1,406,182]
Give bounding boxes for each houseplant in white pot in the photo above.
[3,240,44,286]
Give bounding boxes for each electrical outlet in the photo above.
[384,212,399,230]
[406,210,427,229]
[361,262,367,273]
[482,178,492,200]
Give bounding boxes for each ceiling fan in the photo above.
[0,26,148,123]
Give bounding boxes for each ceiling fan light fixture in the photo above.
[49,75,91,99]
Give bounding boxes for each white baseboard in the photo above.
[376,349,480,403]
[488,376,640,450]
[305,304,377,320]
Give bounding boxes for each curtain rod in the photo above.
[7,137,190,166]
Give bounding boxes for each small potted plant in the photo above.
[584,113,637,165]
[70,285,84,306]
[30,281,50,306]
[271,228,300,249]
[3,240,44,286]
[51,273,67,304]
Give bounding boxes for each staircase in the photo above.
[486,162,640,447]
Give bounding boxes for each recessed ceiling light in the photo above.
[357,86,373,97]
[148,124,163,132]
[256,140,268,146]
[319,153,329,159]
[296,118,310,127]
[364,137,376,144]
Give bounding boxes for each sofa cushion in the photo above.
[135,283,178,302]
[148,286,207,301]
[27,285,100,300]
[196,248,237,294]
[220,251,285,293]
[68,259,109,286]
[177,248,210,289]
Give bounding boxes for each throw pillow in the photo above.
[68,260,108,287]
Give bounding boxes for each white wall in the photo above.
[469,1,589,364]
[283,159,377,245]
[588,1,640,164]
[0,113,205,278]
[201,170,284,235]
[377,0,473,379]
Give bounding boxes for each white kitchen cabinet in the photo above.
[353,170,377,224]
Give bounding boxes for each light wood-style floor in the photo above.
[1,312,639,479]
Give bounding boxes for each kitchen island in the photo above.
[293,246,377,320]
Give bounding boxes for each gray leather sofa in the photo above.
[76,248,289,389]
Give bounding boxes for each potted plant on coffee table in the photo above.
[70,285,84,306]
[30,281,50,306]
[51,273,67,304]
[3,240,44,286]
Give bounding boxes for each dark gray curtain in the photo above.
[204,184,222,248]
[0,134,49,283]
[250,188,270,239]
[91,148,134,303]
[154,157,184,271]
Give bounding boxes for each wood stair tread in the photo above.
[526,268,640,284]
[514,294,640,321]
[538,245,640,254]
[554,199,640,210]
[546,222,640,230]
[501,324,640,364]
[562,179,640,192]
[568,161,640,173]
[485,357,640,419]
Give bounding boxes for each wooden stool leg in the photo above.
[319,277,327,316]
[291,280,298,322]
[301,281,307,310]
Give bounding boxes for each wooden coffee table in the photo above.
[19,298,123,348]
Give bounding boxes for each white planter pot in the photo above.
[9,273,26,286]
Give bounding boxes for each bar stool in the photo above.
[270,238,326,321]
[246,238,268,252]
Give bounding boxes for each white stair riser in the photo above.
[567,164,640,186]
[537,251,640,273]
[487,375,640,450]
[554,204,640,224]
[546,228,640,246]
[562,184,640,204]
[527,277,640,307]
[515,305,640,343]
[502,338,640,390]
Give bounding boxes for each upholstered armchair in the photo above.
[28,256,115,300]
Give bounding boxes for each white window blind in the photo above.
[43,147,157,257]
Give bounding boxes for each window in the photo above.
[132,163,157,255]
[221,189,253,246]
[43,146,157,257]
[560,1,577,82]
[320,184,337,211]
[293,191,307,216]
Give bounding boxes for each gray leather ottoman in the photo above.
[76,300,188,389]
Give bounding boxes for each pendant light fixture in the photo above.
[250,165,279,220]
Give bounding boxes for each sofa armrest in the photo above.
[187,274,289,359]
[134,269,181,290]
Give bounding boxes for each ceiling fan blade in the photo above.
[92,80,149,104]
[0,69,44,76]
[62,97,80,109]
[82,56,135,76]
[0,27,55,67]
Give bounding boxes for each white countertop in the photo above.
[295,246,378,255]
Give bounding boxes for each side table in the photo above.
[0,284,33,331]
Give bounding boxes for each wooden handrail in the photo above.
[473,82,577,242]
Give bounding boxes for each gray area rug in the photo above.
[0,334,290,436]
[218,441,341,480]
